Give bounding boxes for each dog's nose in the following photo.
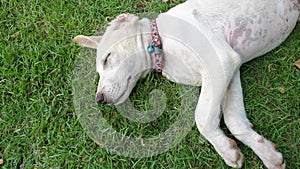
[96,93,106,104]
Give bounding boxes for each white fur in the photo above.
[74,0,299,168]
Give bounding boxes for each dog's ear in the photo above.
[74,35,102,49]
[109,13,139,30]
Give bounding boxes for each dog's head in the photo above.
[74,14,151,105]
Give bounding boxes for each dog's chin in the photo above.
[113,96,128,105]
[105,75,141,105]
[112,76,134,105]
[112,90,131,105]
[110,75,146,105]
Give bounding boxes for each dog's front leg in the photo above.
[195,70,244,168]
[222,70,285,169]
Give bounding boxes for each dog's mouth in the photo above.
[113,76,132,105]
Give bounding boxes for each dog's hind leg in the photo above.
[195,68,244,168]
[222,70,285,169]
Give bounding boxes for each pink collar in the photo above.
[147,20,164,73]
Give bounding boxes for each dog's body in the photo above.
[168,0,299,61]
[75,0,299,168]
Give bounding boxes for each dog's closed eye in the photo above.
[103,52,111,66]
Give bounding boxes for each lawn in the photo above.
[0,0,299,168]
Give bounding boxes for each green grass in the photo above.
[0,0,299,168]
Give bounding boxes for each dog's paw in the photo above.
[224,149,244,168]
[265,160,285,169]
[255,137,285,169]
[215,138,244,168]
[262,150,285,169]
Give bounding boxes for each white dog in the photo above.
[74,0,299,168]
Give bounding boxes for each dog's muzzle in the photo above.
[96,93,107,104]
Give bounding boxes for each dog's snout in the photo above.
[96,93,106,104]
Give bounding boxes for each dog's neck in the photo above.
[147,20,164,73]
[138,19,163,74]
[138,17,203,86]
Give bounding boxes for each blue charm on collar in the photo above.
[147,45,154,53]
